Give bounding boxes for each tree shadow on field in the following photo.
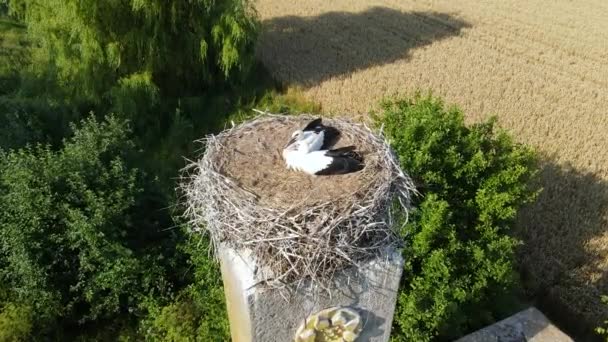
[257,7,470,86]
[516,157,608,341]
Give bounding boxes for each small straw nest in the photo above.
[181,114,415,289]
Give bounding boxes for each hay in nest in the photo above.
[181,114,415,289]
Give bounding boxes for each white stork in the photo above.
[283,143,364,176]
[284,118,340,153]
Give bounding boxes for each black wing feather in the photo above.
[315,148,364,175]
[302,118,322,131]
[324,145,357,155]
[302,118,341,149]
[320,126,340,149]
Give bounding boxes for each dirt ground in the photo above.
[255,0,608,332]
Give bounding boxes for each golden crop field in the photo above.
[255,0,608,330]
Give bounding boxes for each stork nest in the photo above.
[181,114,415,289]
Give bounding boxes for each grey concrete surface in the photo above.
[456,307,574,342]
[218,245,404,342]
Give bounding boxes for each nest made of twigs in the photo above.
[181,114,415,289]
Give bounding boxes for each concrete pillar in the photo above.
[456,307,574,342]
[218,245,404,342]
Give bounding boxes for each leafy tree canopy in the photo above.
[0,116,181,337]
[375,95,538,341]
[11,0,258,103]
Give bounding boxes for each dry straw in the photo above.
[181,114,415,289]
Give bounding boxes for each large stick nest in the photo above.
[181,114,415,288]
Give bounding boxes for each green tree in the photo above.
[14,0,257,104]
[0,302,33,341]
[0,0,25,19]
[0,115,180,337]
[0,95,78,150]
[139,234,229,342]
[375,95,538,341]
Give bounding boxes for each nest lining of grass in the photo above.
[181,114,415,289]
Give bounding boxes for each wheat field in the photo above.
[255,0,608,330]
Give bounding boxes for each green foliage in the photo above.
[0,302,33,341]
[0,4,318,339]
[0,17,28,90]
[17,0,258,104]
[140,235,230,342]
[0,95,79,150]
[0,17,78,151]
[137,69,320,194]
[0,116,180,337]
[255,86,322,114]
[109,72,160,119]
[0,0,25,20]
[374,94,538,341]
